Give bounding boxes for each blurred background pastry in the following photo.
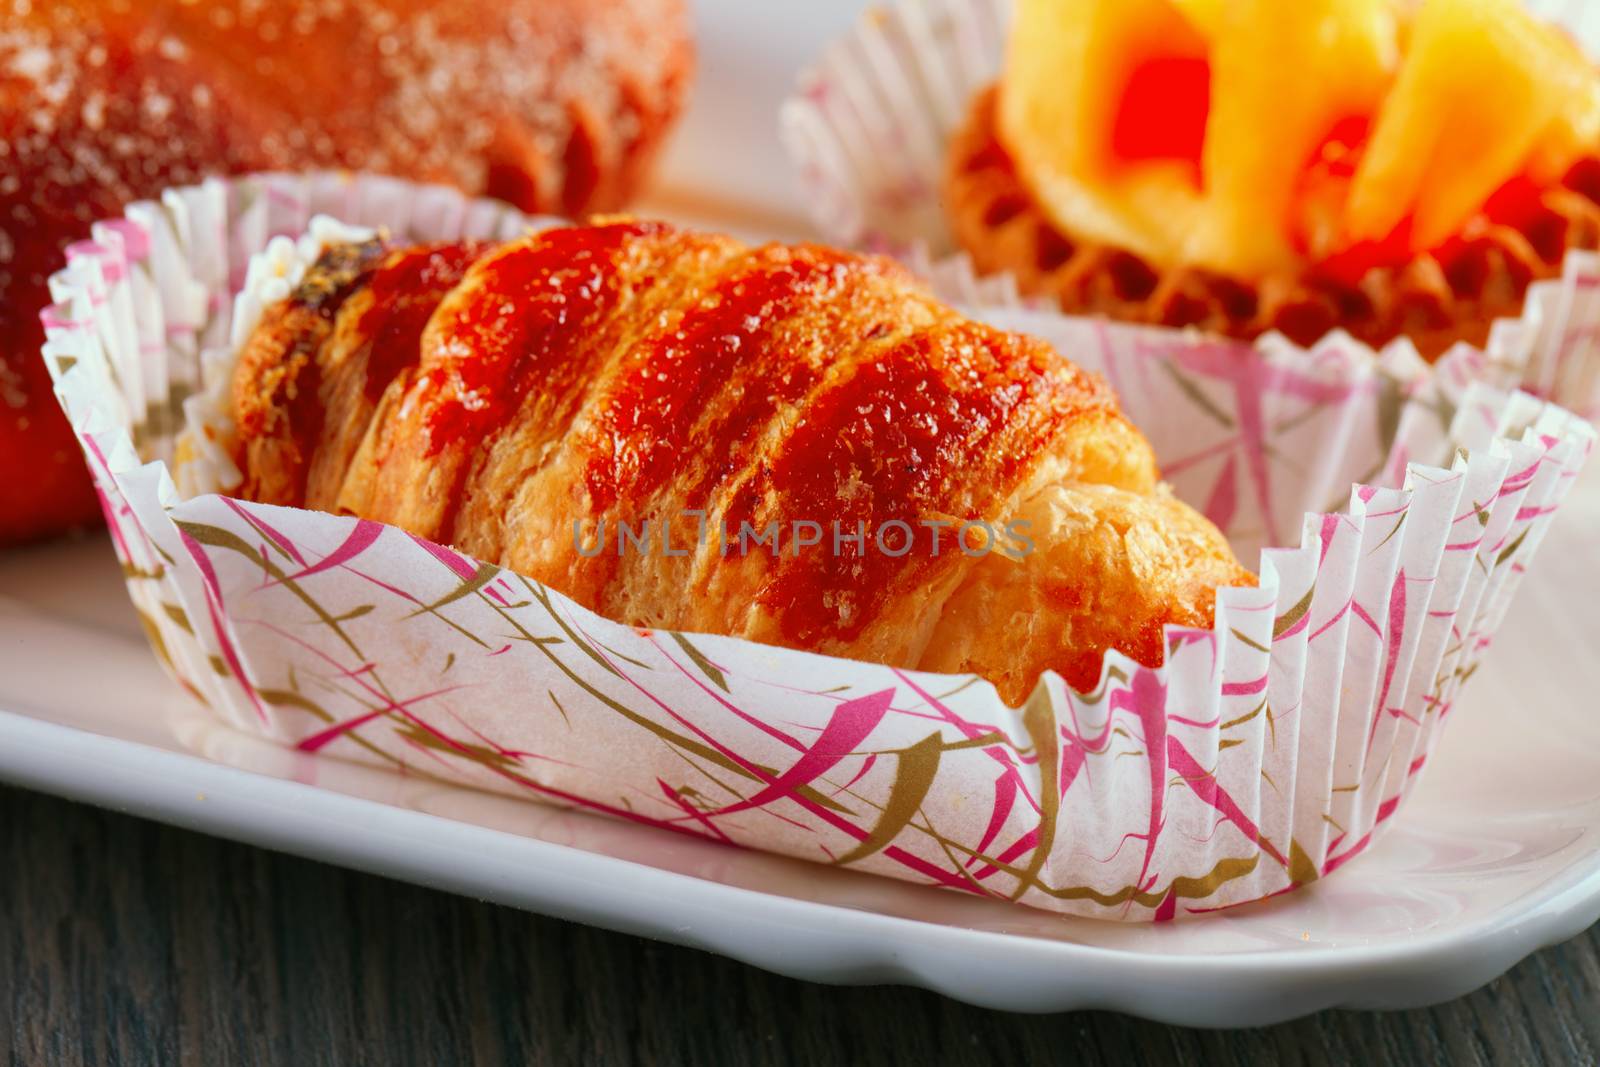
[946,0,1600,360]
[0,0,693,544]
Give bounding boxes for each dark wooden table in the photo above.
[2,786,1596,1065]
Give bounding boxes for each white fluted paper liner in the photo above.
[779,0,1600,422]
[42,173,1595,921]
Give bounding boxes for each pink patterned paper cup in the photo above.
[778,0,1600,422]
[43,172,1595,921]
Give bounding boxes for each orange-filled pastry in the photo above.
[946,0,1600,358]
[228,220,1254,704]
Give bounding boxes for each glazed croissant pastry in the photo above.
[230,221,1253,704]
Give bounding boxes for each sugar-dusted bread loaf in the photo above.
[230,221,1254,704]
[1,0,693,542]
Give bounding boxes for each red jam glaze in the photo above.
[1303,119,1558,286]
[1480,174,1553,236]
[1292,116,1416,285]
[749,323,1104,646]
[582,246,896,512]
[360,241,492,403]
[1111,56,1211,178]
[418,220,671,456]
[1311,229,1414,288]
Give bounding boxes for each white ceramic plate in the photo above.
[4,483,1600,1026]
[4,0,1600,1028]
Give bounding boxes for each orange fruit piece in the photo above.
[999,0,1213,264]
[1346,0,1598,251]
[1197,0,1398,277]
[1000,0,1399,279]
[998,0,1600,279]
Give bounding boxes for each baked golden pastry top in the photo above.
[230,220,1253,703]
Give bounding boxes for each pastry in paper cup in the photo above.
[43,172,1594,921]
[781,0,1600,416]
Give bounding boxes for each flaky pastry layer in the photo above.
[231,220,1253,704]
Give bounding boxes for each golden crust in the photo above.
[947,86,1600,359]
[231,221,1255,704]
[921,482,1254,703]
